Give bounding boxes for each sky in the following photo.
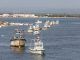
[0,0,80,13]
[0,0,80,9]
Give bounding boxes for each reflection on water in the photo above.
[10,47,25,54]
[30,54,45,60]
[10,47,45,60]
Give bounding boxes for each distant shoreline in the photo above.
[39,17,79,18]
[0,16,79,19]
[0,13,80,18]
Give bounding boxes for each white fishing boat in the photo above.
[52,20,59,25]
[33,30,40,35]
[55,20,59,24]
[45,20,50,24]
[33,20,42,31]
[29,29,45,55]
[29,37,45,55]
[35,20,42,24]
[42,21,51,30]
[33,24,41,31]
[28,25,33,33]
[10,29,26,48]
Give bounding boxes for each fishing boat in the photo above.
[52,20,59,25]
[55,20,59,24]
[35,20,42,24]
[29,30,45,55]
[28,24,33,33]
[42,21,50,30]
[33,30,40,35]
[29,37,45,55]
[10,29,26,48]
[33,24,42,31]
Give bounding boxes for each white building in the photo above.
[2,14,10,17]
[12,14,38,18]
[0,13,38,18]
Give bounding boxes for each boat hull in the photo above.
[28,29,33,33]
[33,28,42,31]
[29,48,44,55]
[10,39,26,47]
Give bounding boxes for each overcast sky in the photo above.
[0,0,79,9]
